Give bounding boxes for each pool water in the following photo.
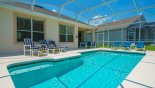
[8,51,144,88]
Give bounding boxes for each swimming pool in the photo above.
[8,51,144,88]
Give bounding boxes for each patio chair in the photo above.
[80,42,86,48]
[112,41,121,49]
[86,41,92,48]
[39,40,50,53]
[24,38,41,56]
[91,42,96,48]
[40,40,60,54]
[122,41,132,50]
[48,40,67,53]
[136,41,145,51]
[39,40,49,48]
[39,40,58,54]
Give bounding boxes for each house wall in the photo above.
[122,27,155,43]
[141,29,149,40]
[0,8,22,54]
[95,29,127,46]
[45,19,79,48]
[141,28,155,44]
[97,29,127,41]
[105,29,127,45]
[0,8,92,54]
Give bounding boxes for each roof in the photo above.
[98,15,146,31]
[144,22,155,27]
[3,2,89,25]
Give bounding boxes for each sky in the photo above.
[20,0,155,26]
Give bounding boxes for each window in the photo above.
[17,17,31,41]
[86,32,92,41]
[33,20,44,41]
[59,24,74,42]
[17,17,44,42]
[128,28,136,41]
[128,32,136,41]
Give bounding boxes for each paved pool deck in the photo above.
[119,51,155,88]
[0,48,154,88]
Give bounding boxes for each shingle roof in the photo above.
[4,2,88,25]
[98,15,146,31]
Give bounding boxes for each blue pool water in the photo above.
[8,51,144,88]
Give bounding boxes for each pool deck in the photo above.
[119,51,155,88]
[0,48,155,88]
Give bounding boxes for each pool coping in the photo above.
[0,48,154,88]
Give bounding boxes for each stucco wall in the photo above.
[45,19,59,45]
[0,8,23,54]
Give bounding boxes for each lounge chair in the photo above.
[112,41,121,49]
[122,41,132,50]
[136,41,145,51]
[39,40,60,54]
[24,38,49,56]
[39,40,48,48]
[39,40,51,53]
[48,40,67,53]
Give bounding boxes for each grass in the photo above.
[96,44,111,48]
[145,45,155,51]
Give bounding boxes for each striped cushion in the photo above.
[24,38,38,49]
[48,41,57,48]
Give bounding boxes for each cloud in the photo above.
[92,15,102,19]
[139,13,143,15]
[52,9,57,12]
[89,15,111,26]
[104,15,107,17]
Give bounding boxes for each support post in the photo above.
[121,28,123,44]
[139,21,141,41]
[108,29,109,47]
[31,18,33,40]
[96,32,98,47]
[132,0,142,41]
[30,0,35,40]
[92,30,95,42]
[103,31,104,47]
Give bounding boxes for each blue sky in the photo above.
[22,0,155,25]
